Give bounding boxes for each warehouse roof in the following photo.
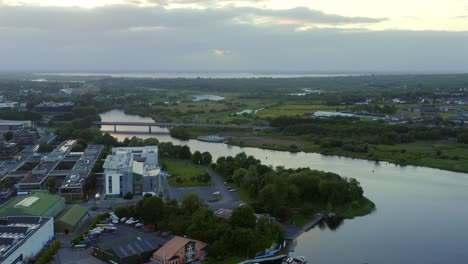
[57,204,88,227]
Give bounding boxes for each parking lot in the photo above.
[162,162,244,210]
[55,218,170,264]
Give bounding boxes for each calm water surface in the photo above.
[101,110,468,264]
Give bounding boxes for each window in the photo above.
[108,176,113,193]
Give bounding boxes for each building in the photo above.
[0,121,25,133]
[12,130,39,146]
[0,102,19,109]
[55,204,89,234]
[103,146,161,198]
[0,216,54,264]
[34,101,74,112]
[0,142,19,159]
[0,191,65,218]
[152,236,208,264]
[93,235,167,264]
[312,111,355,118]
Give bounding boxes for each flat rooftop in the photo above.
[0,216,52,262]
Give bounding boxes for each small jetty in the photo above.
[284,213,336,240]
[239,254,288,264]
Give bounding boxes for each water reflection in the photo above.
[100,109,468,264]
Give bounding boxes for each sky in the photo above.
[1,0,468,73]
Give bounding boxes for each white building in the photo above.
[103,146,161,198]
[0,216,54,264]
[313,111,355,118]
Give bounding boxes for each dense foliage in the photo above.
[271,116,464,149]
[114,194,284,260]
[215,152,369,219]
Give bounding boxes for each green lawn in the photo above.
[164,160,213,187]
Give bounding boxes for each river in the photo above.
[100,109,468,263]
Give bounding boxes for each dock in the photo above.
[284,213,328,240]
[238,254,288,264]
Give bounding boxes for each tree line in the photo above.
[114,193,284,260]
[215,152,369,219]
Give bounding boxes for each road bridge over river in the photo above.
[94,121,272,133]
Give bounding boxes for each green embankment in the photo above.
[164,160,213,187]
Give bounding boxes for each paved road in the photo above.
[162,161,243,210]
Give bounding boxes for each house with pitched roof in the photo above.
[151,236,207,264]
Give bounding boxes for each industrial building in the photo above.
[55,204,89,234]
[0,216,54,264]
[93,235,167,264]
[103,146,161,198]
[0,191,65,218]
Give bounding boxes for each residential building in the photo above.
[0,216,54,264]
[103,146,161,198]
[152,236,208,264]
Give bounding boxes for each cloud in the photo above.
[212,49,229,56]
[0,4,467,73]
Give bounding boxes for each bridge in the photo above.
[95,121,272,133]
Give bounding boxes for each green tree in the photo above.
[178,145,192,159]
[230,205,256,229]
[191,151,202,164]
[201,152,212,164]
[47,177,57,193]
[182,193,205,215]
[123,192,134,200]
[139,196,165,224]
[38,142,54,153]
[3,131,14,141]
[114,205,129,218]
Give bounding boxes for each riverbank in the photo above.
[225,135,468,173]
[290,197,376,227]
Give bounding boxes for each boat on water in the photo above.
[197,135,226,143]
[283,256,307,264]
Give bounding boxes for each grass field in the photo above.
[164,160,213,187]
[257,104,342,118]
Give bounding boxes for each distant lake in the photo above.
[193,94,225,102]
[100,109,468,263]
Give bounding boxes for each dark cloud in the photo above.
[0,4,467,73]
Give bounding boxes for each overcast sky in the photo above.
[1,0,468,73]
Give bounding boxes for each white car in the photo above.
[120,217,127,223]
[112,219,119,224]
[212,191,221,196]
[135,223,144,228]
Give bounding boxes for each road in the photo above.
[162,161,243,210]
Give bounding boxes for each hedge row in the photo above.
[71,212,110,245]
[35,240,61,264]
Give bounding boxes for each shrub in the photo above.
[35,240,61,264]
[123,192,134,200]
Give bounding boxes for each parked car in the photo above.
[120,217,128,223]
[135,223,144,228]
[212,191,221,196]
